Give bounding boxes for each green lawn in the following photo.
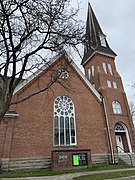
[0,165,134,178]
[73,170,135,180]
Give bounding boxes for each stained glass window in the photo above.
[54,96,76,146]
[115,123,125,131]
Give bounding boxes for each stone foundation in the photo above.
[0,154,119,172]
[1,156,51,172]
[92,154,119,165]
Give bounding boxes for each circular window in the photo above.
[58,69,69,79]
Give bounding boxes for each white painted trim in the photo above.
[115,123,132,153]
[13,55,60,94]
[69,58,101,101]
[4,113,19,118]
[125,126,132,153]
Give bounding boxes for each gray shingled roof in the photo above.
[81,3,116,65]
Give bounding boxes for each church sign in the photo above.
[51,149,91,170]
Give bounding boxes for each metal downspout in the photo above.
[102,96,115,164]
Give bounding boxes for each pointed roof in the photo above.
[81,3,116,65]
[13,53,102,102]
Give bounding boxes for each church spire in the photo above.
[81,3,116,65]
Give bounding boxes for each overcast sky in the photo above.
[73,0,135,105]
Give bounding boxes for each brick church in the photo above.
[0,3,135,171]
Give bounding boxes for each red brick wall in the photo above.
[1,54,134,161]
[0,56,109,159]
[83,53,135,153]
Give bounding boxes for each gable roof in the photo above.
[13,54,60,95]
[14,54,102,102]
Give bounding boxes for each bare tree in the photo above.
[0,0,84,122]
[130,101,135,121]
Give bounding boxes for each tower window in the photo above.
[112,101,122,114]
[113,81,117,89]
[107,80,112,88]
[88,68,91,80]
[91,65,94,76]
[108,64,113,75]
[54,96,76,146]
[102,62,107,74]
[99,34,106,47]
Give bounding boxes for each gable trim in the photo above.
[68,57,102,102]
[13,55,60,95]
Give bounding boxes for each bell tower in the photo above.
[81,2,118,92]
[82,3,135,155]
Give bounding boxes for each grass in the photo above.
[73,170,135,180]
[0,164,134,178]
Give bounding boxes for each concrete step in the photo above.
[118,154,135,166]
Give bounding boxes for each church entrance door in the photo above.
[115,122,132,154]
[116,135,124,153]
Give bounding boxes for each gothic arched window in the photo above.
[112,101,122,114]
[54,96,76,146]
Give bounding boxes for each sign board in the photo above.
[72,153,88,166]
[73,155,79,165]
[52,149,91,170]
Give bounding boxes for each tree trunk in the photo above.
[0,78,13,124]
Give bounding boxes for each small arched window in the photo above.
[102,62,107,74]
[99,34,106,47]
[91,65,94,76]
[112,101,122,114]
[107,80,112,88]
[113,81,117,89]
[108,64,113,75]
[54,96,76,146]
[115,123,125,131]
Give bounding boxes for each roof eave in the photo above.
[13,53,102,102]
[13,54,60,95]
[82,50,116,66]
[65,54,102,102]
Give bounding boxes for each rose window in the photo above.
[54,96,74,116]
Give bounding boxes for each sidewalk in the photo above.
[1,168,135,180]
